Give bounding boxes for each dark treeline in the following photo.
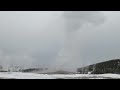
[77,59,120,74]
[22,68,48,72]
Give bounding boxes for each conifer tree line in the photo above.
[77,59,120,74]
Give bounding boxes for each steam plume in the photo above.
[55,11,106,71]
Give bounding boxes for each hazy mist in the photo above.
[0,11,120,71]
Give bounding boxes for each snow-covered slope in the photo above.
[0,72,120,79]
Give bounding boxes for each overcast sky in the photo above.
[0,11,120,70]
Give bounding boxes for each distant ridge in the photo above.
[77,59,120,74]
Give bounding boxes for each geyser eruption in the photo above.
[55,11,106,72]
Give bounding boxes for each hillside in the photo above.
[77,59,120,74]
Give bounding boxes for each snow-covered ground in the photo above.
[0,72,120,79]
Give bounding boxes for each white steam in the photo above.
[54,11,106,72]
[0,49,35,70]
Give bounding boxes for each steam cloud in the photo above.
[0,11,106,72]
[54,11,106,71]
[63,11,105,32]
[0,49,35,70]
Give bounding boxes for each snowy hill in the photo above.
[77,59,120,74]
